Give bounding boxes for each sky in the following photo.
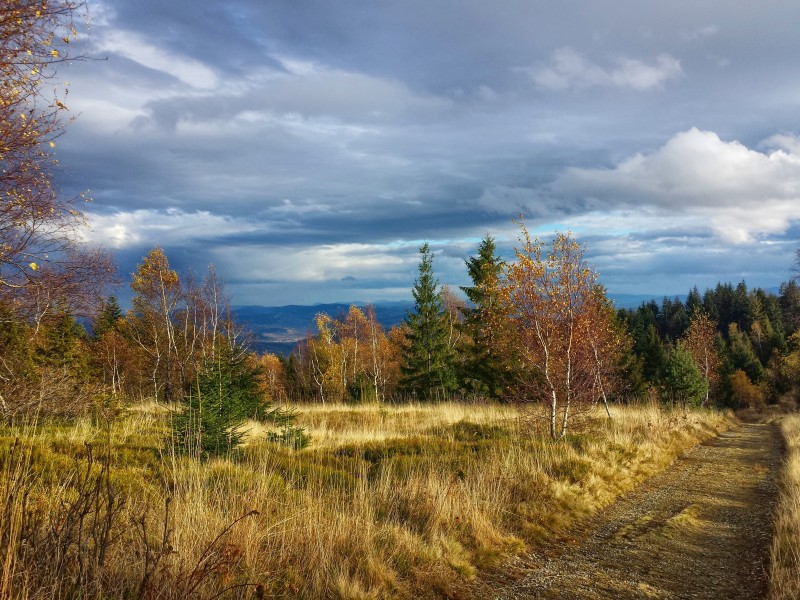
[55,0,800,306]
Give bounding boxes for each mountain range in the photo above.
[232,301,413,355]
[232,294,657,356]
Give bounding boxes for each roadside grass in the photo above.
[770,414,800,600]
[0,402,733,599]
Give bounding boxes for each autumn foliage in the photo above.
[498,225,628,438]
[0,0,112,311]
[298,305,403,403]
[0,0,118,415]
[681,311,722,406]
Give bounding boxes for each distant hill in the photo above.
[609,293,660,309]
[233,294,656,355]
[232,301,413,355]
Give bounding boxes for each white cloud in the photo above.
[213,242,412,283]
[528,47,682,91]
[85,209,258,248]
[553,128,800,243]
[97,30,219,89]
[764,133,800,155]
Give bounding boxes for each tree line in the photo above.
[618,275,800,411]
[3,216,800,444]
[280,233,800,437]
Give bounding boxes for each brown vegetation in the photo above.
[0,402,733,599]
[770,415,800,600]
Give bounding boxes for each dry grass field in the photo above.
[770,414,800,600]
[0,401,734,599]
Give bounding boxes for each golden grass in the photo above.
[0,401,734,599]
[245,401,519,448]
[770,415,800,600]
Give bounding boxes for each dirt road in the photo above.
[496,423,782,599]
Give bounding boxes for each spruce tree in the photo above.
[637,323,668,383]
[93,296,123,339]
[732,281,754,332]
[401,243,456,400]
[0,304,35,414]
[35,307,89,376]
[173,344,307,458]
[686,286,703,316]
[173,344,261,458]
[780,280,800,335]
[460,235,507,398]
[662,343,707,412]
[727,323,765,382]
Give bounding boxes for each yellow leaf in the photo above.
[49,141,55,148]
[51,49,59,58]
[29,262,38,271]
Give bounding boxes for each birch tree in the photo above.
[129,246,182,401]
[0,1,110,300]
[499,226,619,439]
[681,311,721,406]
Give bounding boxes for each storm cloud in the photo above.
[55,0,800,304]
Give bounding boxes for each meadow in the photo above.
[0,401,735,599]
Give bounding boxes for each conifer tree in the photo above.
[92,296,123,339]
[637,323,668,383]
[35,308,87,370]
[32,305,94,415]
[727,322,765,382]
[732,281,754,332]
[779,280,800,335]
[686,286,703,316]
[400,243,456,400]
[662,342,707,412]
[173,344,307,458]
[0,304,35,417]
[460,235,507,398]
[173,344,263,458]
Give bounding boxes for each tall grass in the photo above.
[0,402,733,599]
[770,415,800,600]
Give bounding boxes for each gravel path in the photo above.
[495,423,782,600]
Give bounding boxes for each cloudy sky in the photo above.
[56,0,800,306]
